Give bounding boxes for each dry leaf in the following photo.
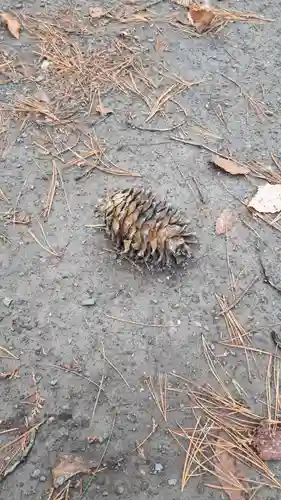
[215,208,234,235]
[248,183,281,214]
[214,432,247,500]
[0,12,21,39]
[188,3,215,32]
[96,102,113,116]
[253,422,281,460]
[52,455,97,488]
[211,154,250,176]
[89,6,107,19]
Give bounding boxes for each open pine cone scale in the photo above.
[99,188,196,266]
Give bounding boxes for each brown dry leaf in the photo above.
[0,12,21,39]
[96,102,113,116]
[52,455,97,488]
[89,6,107,19]
[253,422,281,460]
[248,183,281,214]
[215,208,234,235]
[211,154,250,176]
[214,432,247,500]
[187,3,215,32]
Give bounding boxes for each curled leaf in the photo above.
[0,12,21,39]
[215,208,234,235]
[211,154,249,176]
[52,455,97,488]
[248,184,281,214]
[89,6,107,19]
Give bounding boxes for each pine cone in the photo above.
[99,188,196,266]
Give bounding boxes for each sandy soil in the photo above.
[1,0,281,498]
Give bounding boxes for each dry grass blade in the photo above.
[43,161,57,219]
[28,223,61,257]
[145,80,201,122]
[99,342,131,391]
[215,295,255,381]
[0,187,9,203]
[222,74,273,121]
[13,96,63,125]
[247,160,281,184]
[145,374,168,421]
[0,420,45,480]
[0,346,19,360]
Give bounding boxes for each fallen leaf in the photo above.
[215,208,234,235]
[211,154,250,176]
[96,102,113,117]
[52,455,97,488]
[187,3,215,32]
[89,6,107,19]
[214,432,247,500]
[253,422,281,460]
[248,183,281,214]
[0,12,21,39]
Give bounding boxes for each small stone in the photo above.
[115,485,124,495]
[31,469,40,479]
[3,297,12,307]
[168,478,177,486]
[50,379,58,386]
[102,492,109,497]
[153,463,164,474]
[39,475,46,482]
[81,298,97,307]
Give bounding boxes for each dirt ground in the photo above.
[1,0,281,498]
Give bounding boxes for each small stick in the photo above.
[170,136,224,156]
[90,373,105,427]
[0,346,19,360]
[105,314,168,328]
[219,276,259,315]
[55,162,72,216]
[49,363,101,390]
[100,342,132,391]
[126,119,186,133]
[133,418,158,452]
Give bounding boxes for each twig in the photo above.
[170,136,223,156]
[219,276,259,315]
[133,418,158,453]
[105,314,168,328]
[90,373,105,427]
[81,413,117,498]
[49,364,101,390]
[126,119,186,133]
[100,342,132,391]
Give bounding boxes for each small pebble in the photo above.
[31,469,41,479]
[115,485,124,495]
[102,492,109,497]
[153,463,164,474]
[3,297,12,308]
[50,379,58,386]
[81,298,97,307]
[39,475,46,482]
[168,478,177,486]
